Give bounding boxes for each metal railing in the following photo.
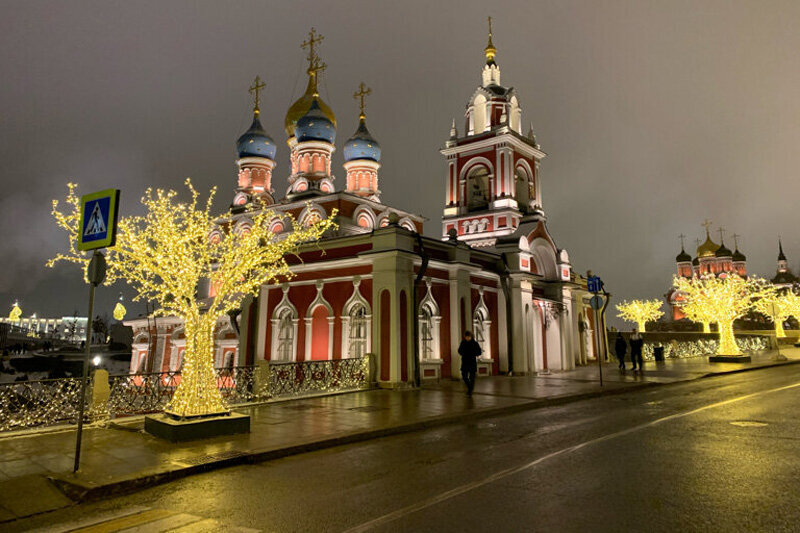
[0,377,86,431]
[267,356,370,398]
[0,355,372,433]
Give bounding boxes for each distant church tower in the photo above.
[441,17,544,247]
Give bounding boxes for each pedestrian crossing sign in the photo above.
[78,189,120,251]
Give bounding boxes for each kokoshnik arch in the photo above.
[126,23,607,385]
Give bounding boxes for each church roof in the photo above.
[696,233,719,258]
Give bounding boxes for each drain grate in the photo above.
[178,450,248,466]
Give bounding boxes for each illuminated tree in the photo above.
[677,293,716,333]
[753,290,800,338]
[49,181,335,417]
[615,299,663,332]
[672,275,773,356]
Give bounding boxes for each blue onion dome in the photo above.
[236,115,277,160]
[343,117,381,162]
[295,97,336,144]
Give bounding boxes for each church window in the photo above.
[418,280,442,361]
[515,168,531,213]
[473,290,492,361]
[276,309,295,361]
[342,280,372,358]
[271,287,298,362]
[348,305,369,357]
[467,167,490,212]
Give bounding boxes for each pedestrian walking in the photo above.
[614,332,627,370]
[630,328,644,372]
[457,331,481,397]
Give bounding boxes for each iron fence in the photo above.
[0,377,85,432]
[0,355,371,433]
[267,356,370,398]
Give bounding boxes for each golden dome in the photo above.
[696,234,719,258]
[284,74,336,138]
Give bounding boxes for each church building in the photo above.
[126,25,605,386]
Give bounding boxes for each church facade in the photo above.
[126,26,606,386]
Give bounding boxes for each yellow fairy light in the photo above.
[9,302,21,321]
[673,274,774,356]
[615,299,663,332]
[49,179,336,418]
[113,302,127,321]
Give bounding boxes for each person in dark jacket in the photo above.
[614,332,627,371]
[629,328,644,372]
[457,331,482,396]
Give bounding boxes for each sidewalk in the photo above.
[0,348,798,522]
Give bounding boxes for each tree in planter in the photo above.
[49,181,335,417]
[615,299,663,332]
[753,290,800,338]
[672,274,773,356]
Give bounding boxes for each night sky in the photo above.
[2,0,799,325]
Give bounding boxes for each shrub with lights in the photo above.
[49,180,335,418]
[615,299,663,332]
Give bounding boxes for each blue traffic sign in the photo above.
[587,275,603,293]
[78,189,120,251]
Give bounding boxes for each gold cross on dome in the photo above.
[679,233,686,249]
[701,219,712,236]
[249,75,266,115]
[354,82,371,119]
[717,226,726,242]
[732,233,740,248]
[488,16,493,40]
[302,28,324,69]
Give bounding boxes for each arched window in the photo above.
[473,289,492,361]
[418,280,442,361]
[515,169,531,213]
[276,308,296,361]
[467,167,490,212]
[348,306,369,357]
[341,279,372,358]
[271,286,298,361]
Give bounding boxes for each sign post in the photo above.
[73,189,119,473]
[587,271,605,387]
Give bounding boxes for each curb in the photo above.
[48,380,661,504]
[16,358,798,518]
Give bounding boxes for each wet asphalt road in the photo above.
[10,364,800,532]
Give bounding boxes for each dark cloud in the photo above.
[1,0,799,324]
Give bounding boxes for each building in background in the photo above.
[126,26,606,383]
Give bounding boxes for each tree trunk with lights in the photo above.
[166,314,227,417]
[717,320,740,355]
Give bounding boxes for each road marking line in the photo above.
[343,381,800,533]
